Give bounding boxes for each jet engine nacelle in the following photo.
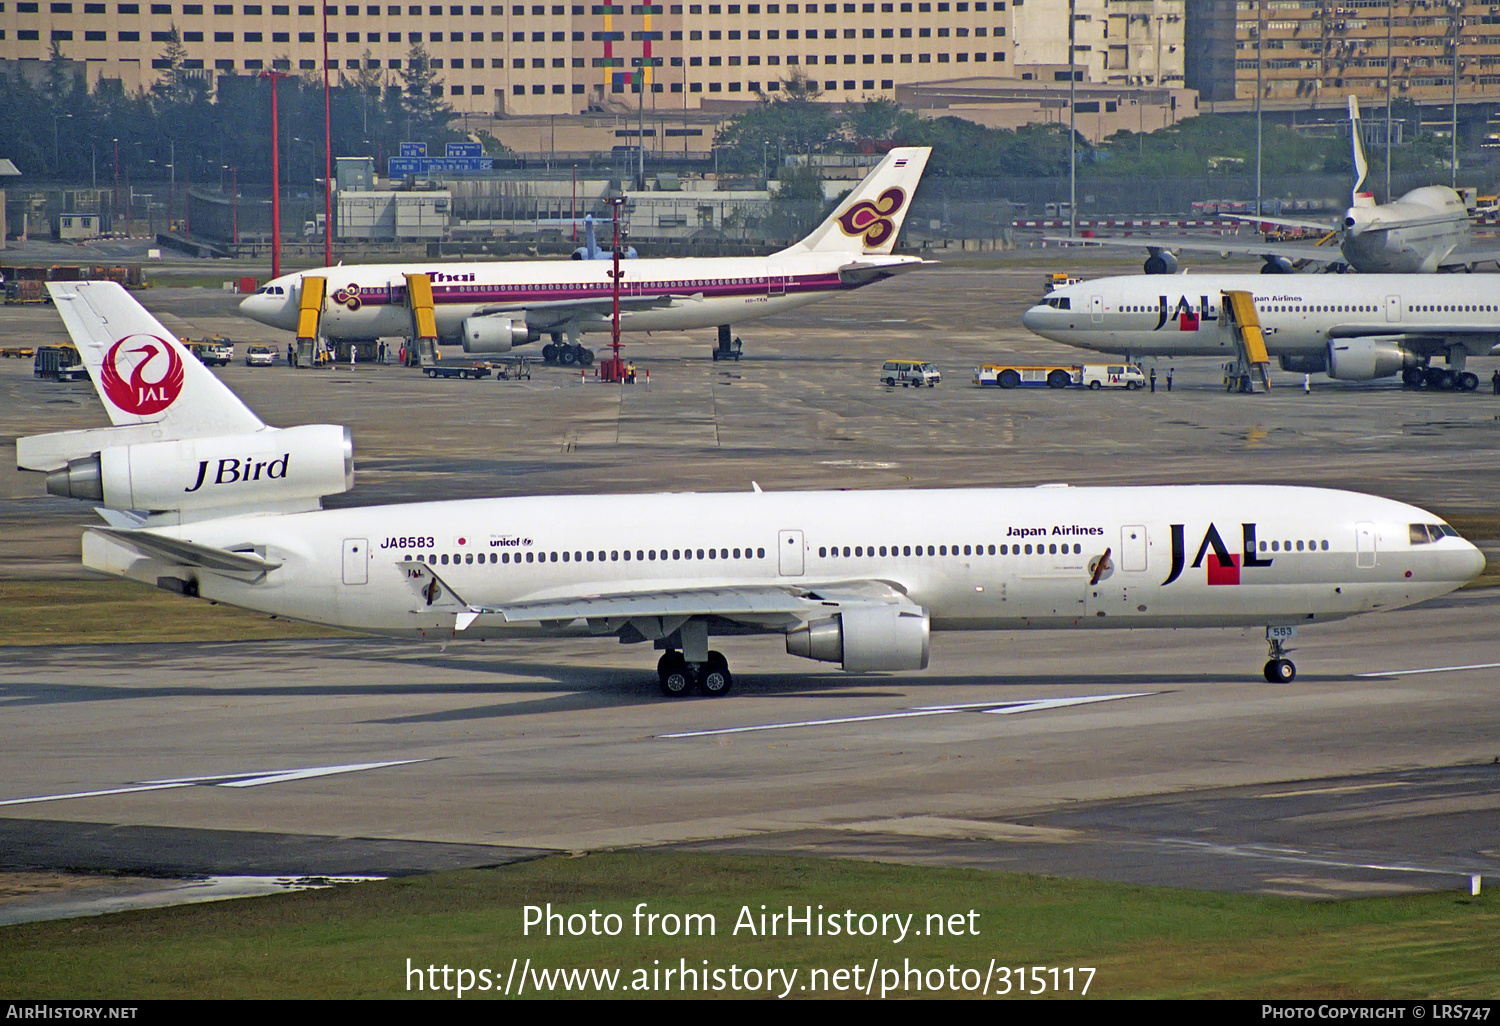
[1326,338,1411,381]
[45,424,353,512]
[784,605,931,672]
[1278,352,1328,374]
[1143,250,1178,275]
[1260,256,1296,274]
[460,317,532,354]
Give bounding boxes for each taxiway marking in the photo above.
[657,693,1154,739]
[0,759,428,806]
[1356,661,1500,678]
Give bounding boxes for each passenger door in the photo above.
[778,530,805,576]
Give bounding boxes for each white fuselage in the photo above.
[238,251,919,342]
[1022,273,1500,359]
[84,485,1482,642]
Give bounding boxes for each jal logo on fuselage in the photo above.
[1161,522,1273,586]
[1153,296,1221,332]
[185,454,291,493]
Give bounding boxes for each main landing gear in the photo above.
[657,650,733,697]
[541,340,595,366]
[1264,628,1296,683]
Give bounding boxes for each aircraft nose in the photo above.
[1458,539,1488,583]
[1021,305,1045,331]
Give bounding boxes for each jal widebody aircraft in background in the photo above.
[1023,272,1500,390]
[238,147,933,365]
[1049,98,1500,276]
[21,284,1483,691]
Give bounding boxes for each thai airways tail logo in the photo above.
[99,335,185,415]
[1162,523,1274,586]
[837,187,907,248]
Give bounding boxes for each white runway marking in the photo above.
[1355,661,1500,678]
[657,693,1154,739]
[0,759,428,806]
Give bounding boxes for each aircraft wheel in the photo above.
[1426,368,1454,390]
[1402,367,1424,388]
[542,343,558,363]
[1459,371,1480,392]
[658,652,692,698]
[1263,658,1296,684]
[697,652,733,697]
[558,345,578,366]
[579,348,595,366]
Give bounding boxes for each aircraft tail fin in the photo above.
[781,147,931,256]
[1348,94,1373,206]
[46,281,264,439]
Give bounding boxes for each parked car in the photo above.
[244,345,277,367]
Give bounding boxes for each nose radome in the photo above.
[1460,540,1488,582]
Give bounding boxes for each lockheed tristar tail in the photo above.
[23,283,1485,693]
[238,146,934,366]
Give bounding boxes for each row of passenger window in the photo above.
[1257,539,1328,551]
[402,546,769,566]
[820,542,1085,557]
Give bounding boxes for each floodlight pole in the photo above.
[260,69,289,280]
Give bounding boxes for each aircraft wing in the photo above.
[1438,242,1500,270]
[400,560,918,634]
[1043,234,1344,265]
[470,292,681,324]
[1220,213,1341,233]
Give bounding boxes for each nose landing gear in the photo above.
[1264,627,1297,683]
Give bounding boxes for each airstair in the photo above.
[1221,289,1272,393]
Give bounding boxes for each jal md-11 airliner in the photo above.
[22,283,1483,691]
[238,147,932,365]
[1023,273,1500,390]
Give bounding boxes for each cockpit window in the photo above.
[1410,523,1458,544]
[1044,296,1070,310]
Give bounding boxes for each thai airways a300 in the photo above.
[239,148,932,365]
[20,282,1484,691]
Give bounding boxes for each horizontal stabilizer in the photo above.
[88,527,282,576]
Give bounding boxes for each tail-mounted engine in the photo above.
[45,424,353,512]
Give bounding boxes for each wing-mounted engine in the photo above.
[1143,248,1178,275]
[1278,352,1328,374]
[461,316,534,354]
[44,424,353,513]
[785,605,930,672]
[1326,339,1412,381]
[1260,256,1296,274]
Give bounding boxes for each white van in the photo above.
[1080,364,1145,390]
[880,360,942,388]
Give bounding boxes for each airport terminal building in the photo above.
[0,0,1186,115]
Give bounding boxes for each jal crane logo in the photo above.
[99,335,185,416]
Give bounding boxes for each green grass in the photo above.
[0,853,1493,998]
[0,579,346,646]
